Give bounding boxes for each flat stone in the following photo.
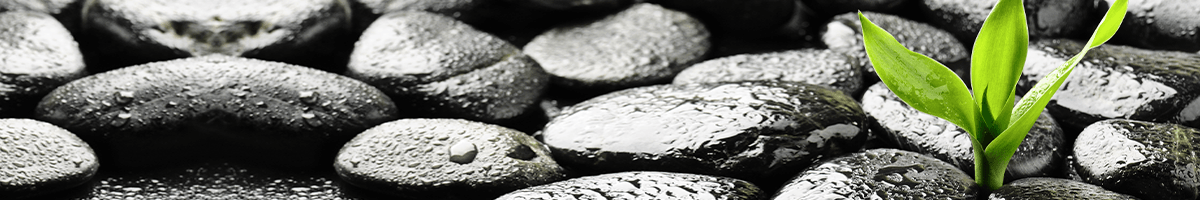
[862,82,1067,181]
[496,171,765,200]
[823,12,968,82]
[988,177,1138,200]
[800,0,909,16]
[1073,119,1200,200]
[542,82,867,187]
[1105,0,1200,52]
[0,11,86,118]
[672,49,862,95]
[524,3,710,93]
[772,148,979,200]
[1018,39,1200,130]
[346,11,549,123]
[650,0,795,35]
[335,119,566,199]
[919,0,1098,45]
[0,119,98,199]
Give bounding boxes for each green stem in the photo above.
[973,147,1004,190]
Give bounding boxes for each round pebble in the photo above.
[497,171,765,200]
[0,11,87,118]
[0,119,98,199]
[672,49,862,95]
[772,148,979,200]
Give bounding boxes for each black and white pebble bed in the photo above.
[672,48,862,95]
[1073,119,1200,200]
[0,119,98,199]
[987,177,1138,200]
[772,148,979,200]
[0,11,87,118]
[823,11,968,82]
[496,171,766,200]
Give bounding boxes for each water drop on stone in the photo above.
[301,113,321,127]
[448,141,478,164]
[298,91,318,104]
[114,91,134,104]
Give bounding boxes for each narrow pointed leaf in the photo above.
[859,12,979,136]
[984,0,1127,190]
[971,0,1027,131]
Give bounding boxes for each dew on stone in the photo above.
[448,141,478,164]
[115,91,135,104]
[298,91,318,104]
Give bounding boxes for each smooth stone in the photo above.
[823,12,968,82]
[987,177,1138,200]
[524,3,710,93]
[37,163,396,199]
[1018,39,1200,130]
[919,0,1098,45]
[862,82,1066,181]
[79,0,356,71]
[0,119,98,199]
[542,82,868,187]
[672,49,862,96]
[1105,0,1200,52]
[1073,119,1200,200]
[334,119,566,199]
[35,55,398,170]
[0,11,87,118]
[346,11,549,123]
[518,0,635,10]
[649,0,795,35]
[496,171,766,200]
[0,0,75,13]
[800,0,909,16]
[772,148,979,200]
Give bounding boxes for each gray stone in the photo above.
[346,11,549,123]
[0,119,98,199]
[334,119,566,199]
[919,0,1098,45]
[1073,119,1200,200]
[35,55,398,169]
[862,82,1066,181]
[772,148,979,200]
[800,0,909,16]
[672,49,862,95]
[824,12,968,82]
[1018,39,1200,130]
[542,82,867,186]
[1105,0,1200,52]
[496,171,765,200]
[0,11,86,118]
[80,0,355,71]
[0,0,75,14]
[650,0,794,35]
[524,3,710,93]
[987,177,1138,200]
[39,163,396,200]
[519,0,636,10]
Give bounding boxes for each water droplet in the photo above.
[255,101,267,108]
[165,101,178,108]
[111,113,130,126]
[298,91,318,104]
[302,113,322,127]
[114,91,135,104]
[448,141,478,164]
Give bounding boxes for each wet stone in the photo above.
[524,3,710,93]
[919,0,1098,45]
[35,55,399,170]
[987,177,1138,200]
[346,11,549,123]
[542,82,868,187]
[672,48,863,96]
[649,0,795,35]
[823,12,968,83]
[496,171,766,200]
[518,0,635,10]
[772,148,979,200]
[1018,39,1200,130]
[0,119,99,199]
[1073,119,1200,200]
[1106,0,1200,52]
[334,119,566,200]
[862,82,1066,180]
[80,0,356,71]
[800,0,909,16]
[0,11,87,118]
[40,163,396,200]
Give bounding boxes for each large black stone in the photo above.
[800,0,910,16]
[0,119,98,199]
[496,171,766,200]
[1073,119,1200,200]
[988,177,1138,200]
[919,0,1098,45]
[0,11,87,118]
[1105,0,1200,52]
[542,81,868,187]
[823,12,968,83]
[1018,39,1200,130]
[672,49,862,95]
[772,148,979,200]
[649,0,795,36]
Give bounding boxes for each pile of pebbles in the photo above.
[2,0,1200,199]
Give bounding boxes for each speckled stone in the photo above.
[772,148,979,200]
[80,0,356,71]
[650,0,795,35]
[672,49,862,95]
[542,81,868,187]
[0,119,98,199]
[0,0,76,14]
[334,119,566,200]
[496,171,765,200]
[988,177,1138,200]
[0,11,87,118]
[524,3,710,93]
[346,11,548,123]
[39,163,395,200]
[800,0,909,16]
[1073,119,1200,200]
[823,12,968,82]
[35,55,398,169]
[1018,39,1200,130]
[1106,0,1200,52]
[862,82,1067,181]
[919,0,1097,45]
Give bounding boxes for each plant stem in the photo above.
[972,147,1003,190]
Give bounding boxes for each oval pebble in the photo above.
[823,12,968,82]
[650,0,795,35]
[334,119,566,199]
[0,11,87,118]
[1105,0,1200,52]
[1073,119,1200,200]
[524,3,710,93]
[672,49,862,95]
[919,0,1098,45]
[542,81,867,187]
[987,177,1138,200]
[496,171,765,200]
[0,118,98,199]
[772,148,979,200]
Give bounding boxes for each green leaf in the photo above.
[971,0,1027,135]
[982,0,1127,190]
[859,12,980,136]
